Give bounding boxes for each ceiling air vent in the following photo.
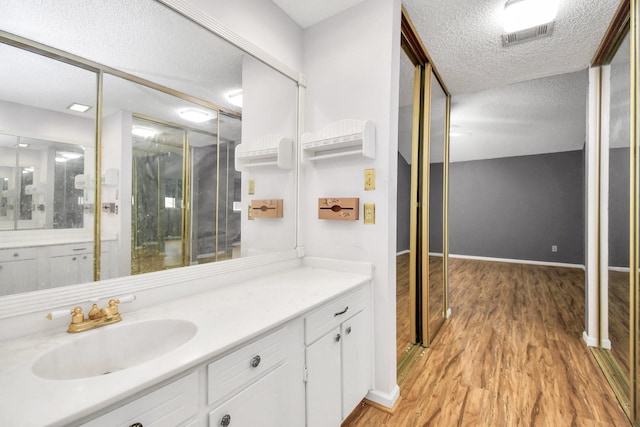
[502,21,554,46]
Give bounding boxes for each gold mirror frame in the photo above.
[591,0,639,422]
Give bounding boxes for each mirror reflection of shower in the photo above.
[131,115,241,275]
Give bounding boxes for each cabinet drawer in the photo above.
[49,243,93,257]
[305,286,368,345]
[209,365,286,427]
[208,327,287,406]
[0,247,37,262]
[82,371,198,427]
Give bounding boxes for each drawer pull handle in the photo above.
[335,333,341,343]
[346,326,352,334]
[220,414,231,426]
[251,355,261,368]
[334,306,349,317]
[129,423,143,427]
[73,247,87,251]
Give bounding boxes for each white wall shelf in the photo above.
[302,119,375,164]
[235,135,293,172]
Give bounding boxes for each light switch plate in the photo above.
[248,178,255,195]
[364,203,375,224]
[364,169,375,191]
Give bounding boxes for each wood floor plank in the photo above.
[346,258,630,427]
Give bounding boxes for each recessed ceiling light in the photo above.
[503,0,558,33]
[67,103,92,113]
[227,90,243,108]
[132,126,158,138]
[62,152,82,159]
[18,143,29,148]
[179,108,215,123]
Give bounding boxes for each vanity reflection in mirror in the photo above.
[0,0,299,297]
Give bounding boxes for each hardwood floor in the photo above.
[397,253,414,361]
[347,258,630,426]
[608,270,630,375]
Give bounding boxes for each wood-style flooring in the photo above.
[348,258,630,426]
[608,270,630,375]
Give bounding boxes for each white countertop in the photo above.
[0,265,371,427]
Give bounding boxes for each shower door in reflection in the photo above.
[131,118,186,274]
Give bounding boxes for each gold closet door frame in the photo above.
[420,63,434,345]
[402,6,452,347]
[408,62,423,344]
[631,0,639,421]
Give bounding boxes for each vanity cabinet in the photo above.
[305,287,372,426]
[49,243,94,288]
[81,371,199,427]
[207,324,305,427]
[0,247,38,296]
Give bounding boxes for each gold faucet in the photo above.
[48,298,126,333]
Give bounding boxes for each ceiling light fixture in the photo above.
[55,157,68,163]
[503,0,558,33]
[61,152,82,159]
[67,103,92,113]
[179,108,215,123]
[227,90,243,108]
[132,126,158,138]
[18,143,29,148]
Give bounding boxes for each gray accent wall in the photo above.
[609,147,630,268]
[397,152,411,252]
[449,150,585,264]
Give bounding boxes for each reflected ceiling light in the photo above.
[55,157,68,163]
[227,90,243,108]
[61,152,82,159]
[18,143,28,148]
[179,108,215,123]
[503,0,558,33]
[132,126,158,138]
[67,103,92,113]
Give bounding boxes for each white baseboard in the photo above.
[602,339,611,350]
[396,250,410,256]
[366,385,400,409]
[449,253,585,270]
[446,308,452,318]
[583,331,598,347]
[609,266,630,273]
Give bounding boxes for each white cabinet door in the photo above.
[49,255,79,288]
[78,253,93,283]
[306,326,342,427]
[0,258,37,295]
[341,309,372,419]
[209,365,287,427]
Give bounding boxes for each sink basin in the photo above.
[32,319,197,380]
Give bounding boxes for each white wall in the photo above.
[180,0,303,72]
[302,0,402,407]
[240,55,298,255]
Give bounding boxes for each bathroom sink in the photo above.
[32,319,197,380]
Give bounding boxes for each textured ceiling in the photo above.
[0,0,254,141]
[449,70,588,162]
[402,0,621,95]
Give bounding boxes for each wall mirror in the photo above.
[0,0,299,299]
[427,70,448,343]
[606,28,631,403]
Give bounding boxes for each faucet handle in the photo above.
[47,309,72,320]
[114,294,136,304]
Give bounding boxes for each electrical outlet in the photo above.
[552,245,558,253]
[364,203,375,224]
